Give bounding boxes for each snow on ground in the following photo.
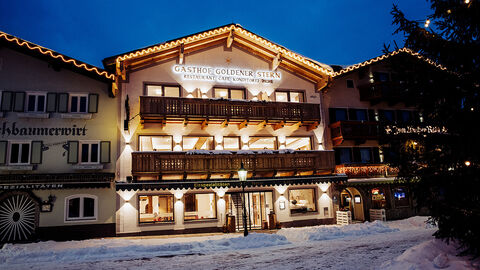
[1,216,477,270]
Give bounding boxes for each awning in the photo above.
[346,177,398,186]
[116,175,347,191]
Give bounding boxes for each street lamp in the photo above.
[238,162,248,237]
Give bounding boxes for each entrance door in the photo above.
[225,191,273,231]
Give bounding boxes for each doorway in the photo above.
[340,187,364,221]
[225,191,274,231]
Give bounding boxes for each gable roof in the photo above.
[333,48,449,77]
[0,30,114,81]
[103,24,334,90]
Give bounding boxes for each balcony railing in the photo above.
[330,120,379,146]
[132,150,335,177]
[357,82,401,101]
[335,164,398,178]
[139,96,321,123]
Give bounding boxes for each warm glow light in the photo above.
[187,94,194,98]
[173,145,182,151]
[275,185,288,195]
[424,19,431,28]
[318,183,331,193]
[118,190,136,201]
[465,0,470,4]
[174,191,184,199]
[465,161,471,166]
[173,135,182,144]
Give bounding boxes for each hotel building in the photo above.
[103,24,345,236]
[0,31,117,241]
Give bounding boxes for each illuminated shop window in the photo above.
[139,136,173,151]
[146,85,181,97]
[26,93,46,113]
[248,137,276,150]
[285,137,311,150]
[65,195,97,221]
[289,188,317,214]
[223,137,240,151]
[275,91,304,103]
[139,195,174,223]
[371,188,389,209]
[213,88,245,100]
[184,193,217,221]
[393,187,409,207]
[182,137,214,151]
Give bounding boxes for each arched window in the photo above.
[65,195,97,221]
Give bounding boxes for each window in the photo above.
[26,93,46,113]
[184,193,217,221]
[285,137,311,150]
[349,109,368,121]
[393,187,409,207]
[346,80,354,88]
[213,87,245,100]
[9,142,30,164]
[65,195,97,221]
[329,108,348,123]
[139,136,172,151]
[70,94,88,113]
[146,84,181,97]
[373,72,390,82]
[289,188,316,214]
[358,148,372,163]
[80,142,99,164]
[248,137,276,150]
[397,110,413,123]
[335,148,352,164]
[371,188,389,209]
[275,91,304,103]
[139,195,174,223]
[183,136,214,151]
[223,137,240,151]
[379,110,395,123]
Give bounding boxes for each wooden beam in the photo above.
[257,120,267,130]
[201,119,209,130]
[273,121,285,131]
[238,120,248,130]
[227,29,234,48]
[160,119,167,130]
[306,122,319,131]
[179,43,184,64]
[221,119,229,128]
[183,118,188,127]
[193,137,208,150]
[290,121,302,132]
[272,53,281,71]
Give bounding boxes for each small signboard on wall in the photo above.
[354,195,361,204]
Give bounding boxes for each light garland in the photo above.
[115,24,334,77]
[0,32,114,80]
[333,48,449,77]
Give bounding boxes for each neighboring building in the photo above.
[324,48,445,222]
[0,31,117,242]
[103,24,345,236]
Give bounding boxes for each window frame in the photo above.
[288,187,318,215]
[346,79,355,89]
[223,136,241,151]
[212,87,246,100]
[69,93,89,113]
[138,135,174,151]
[285,136,312,151]
[248,136,278,150]
[138,194,175,224]
[182,136,214,151]
[392,187,410,208]
[144,83,182,98]
[64,194,98,222]
[183,192,218,221]
[274,90,305,103]
[8,140,31,165]
[25,92,47,113]
[79,141,100,164]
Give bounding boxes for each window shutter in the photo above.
[1,91,13,111]
[30,141,43,164]
[100,141,110,163]
[13,92,26,112]
[67,141,79,164]
[58,93,69,113]
[328,108,336,124]
[88,93,99,113]
[46,93,57,112]
[0,141,7,164]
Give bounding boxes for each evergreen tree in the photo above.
[387,0,480,256]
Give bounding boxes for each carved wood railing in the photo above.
[330,120,379,146]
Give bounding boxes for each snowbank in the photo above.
[386,216,436,230]
[277,221,398,243]
[0,233,289,266]
[382,238,480,270]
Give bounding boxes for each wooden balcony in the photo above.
[357,82,401,102]
[139,96,321,124]
[330,120,379,146]
[335,164,398,178]
[132,150,335,179]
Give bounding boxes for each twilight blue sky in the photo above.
[0,0,431,68]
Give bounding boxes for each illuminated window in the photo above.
[275,91,304,103]
[26,93,46,113]
[139,195,174,223]
[248,137,276,150]
[182,137,214,150]
[65,195,97,221]
[184,193,217,221]
[285,137,311,150]
[213,88,245,100]
[393,187,409,207]
[371,188,389,209]
[146,84,181,97]
[139,136,172,151]
[289,188,317,214]
[223,137,240,151]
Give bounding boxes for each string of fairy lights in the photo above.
[0,32,114,80]
[114,24,335,78]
